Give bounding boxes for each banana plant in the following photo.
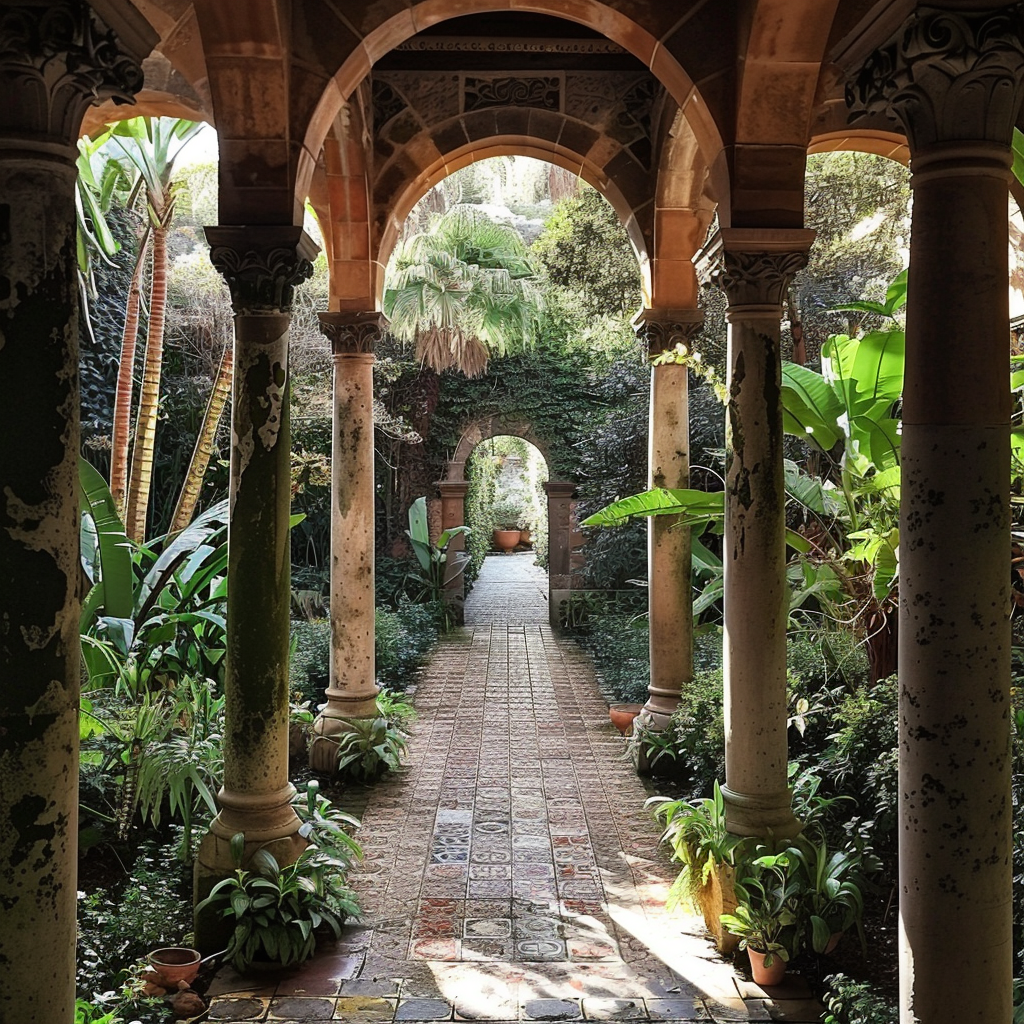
[404,496,471,614]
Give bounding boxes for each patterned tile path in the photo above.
[207,558,822,1022]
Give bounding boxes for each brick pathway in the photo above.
[464,553,549,626]
[206,557,822,1022]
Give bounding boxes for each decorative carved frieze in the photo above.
[847,5,1024,151]
[372,79,407,130]
[0,0,147,140]
[317,311,389,355]
[633,309,705,358]
[396,37,626,56]
[463,75,561,113]
[206,227,318,315]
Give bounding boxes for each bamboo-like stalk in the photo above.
[170,342,233,533]
[109,227,149,520]
[125,214,169,543]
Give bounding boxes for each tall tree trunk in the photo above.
[170,342,233,532]
[125,218,168,542]
[109,227,149,519]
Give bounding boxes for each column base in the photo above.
[193,783,304,952]
[720,784,802,839]
[308,700,378,774]
[641,686,684,731]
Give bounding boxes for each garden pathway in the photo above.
[206,556,823,1023]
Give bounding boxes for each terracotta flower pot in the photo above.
[149,947,201,987]
[493,529,521,551]
[748,947,787,986]
[609,703,644,735]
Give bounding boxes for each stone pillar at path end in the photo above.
[699,227,813,839]
[195,226,318,948]
[437,480,470,625]
[849,7,1024,1022]
[545,481,577,628]
[309,312,385,774]
[633,308,704,732]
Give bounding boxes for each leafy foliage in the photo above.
[385,205,542,376]
[196,832,359,973]
[532,186,642,319]
[334,697,412,781]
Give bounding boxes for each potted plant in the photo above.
[195,832,359,973]
[790,834,876,954]
[648,782,745,952]
[721,848,802,986]
[490,497,525,551]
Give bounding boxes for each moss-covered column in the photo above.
[0,7,148,1022]
[309,312,385,773]
[849,9,1024,1021]
[438,480,470,624]
[700,228,813,838]
[544,481,577,628]
[195,227,318,936]
[633,309,703,730]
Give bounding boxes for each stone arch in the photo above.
[438,416,576,629]
[446,415,555,483]
[297,0,727,224]
[728,0,844,228]
[373,140,652,307]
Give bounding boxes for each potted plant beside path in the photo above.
[491,497,525,552]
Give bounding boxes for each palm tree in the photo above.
[383,206,541,376]
[108,116,202,541]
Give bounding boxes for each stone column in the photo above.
[438,480,470,623]
[0,6,148,1022]
[544,481,577,628]
[309,312,385,773]
[699,228,813,839]
[195,227,318,938]
[633,309,704,729]
[849,9,1024,1021]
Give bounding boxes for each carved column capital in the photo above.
[632,308,704,358]
[696,228,815,310]
[847,5,1024,153]
[205,226,318,315]
[0,0,152,144]
[317,311,389,356]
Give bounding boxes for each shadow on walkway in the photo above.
[207,559,823,1022]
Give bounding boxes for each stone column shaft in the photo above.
[634,309,704,729]
[544,481,576,628]
[309,312,385,773]
[438,480,470,624]
[699,228,813,838]
[849,9,1024,1021]
[0,5,149,1021]
[196,227,318,941]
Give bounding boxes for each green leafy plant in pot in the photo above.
[195,832,359,972]
[721,847,802,986]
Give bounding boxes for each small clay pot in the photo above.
[149,947,201,987]
[609,703,644,735]
[748,947,787,986]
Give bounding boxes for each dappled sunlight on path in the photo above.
[206,577,823,1022]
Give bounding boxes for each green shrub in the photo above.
[818,675,899,857]
[376,602,443,691]
[666,668,726,799]
[291,603,442,701]
[289,619,331,704]
[580,612,650,704]
[77,836,193,1007]
[821,973,897,1024]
